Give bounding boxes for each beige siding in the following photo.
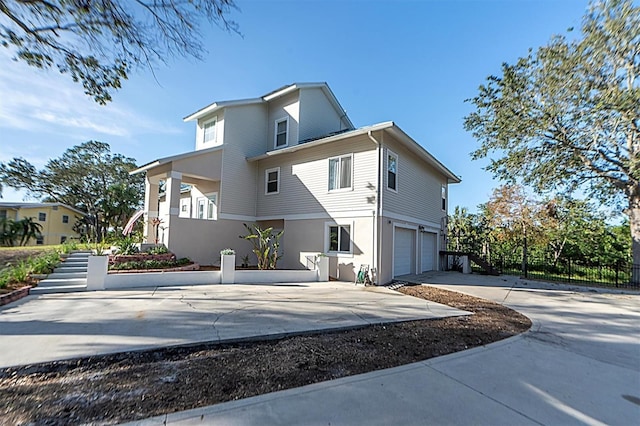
[256,135,378,218]
[279,216,375,282]
[298,88,346,142]
[16,206,83,246]
[381,133,447,225]
[267,91,299,149]
[219,104,268,217]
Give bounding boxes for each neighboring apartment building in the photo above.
[134,83,460,284]
[0,202,87,246]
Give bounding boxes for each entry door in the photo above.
[421,232,437,272]
[394,228,415,277]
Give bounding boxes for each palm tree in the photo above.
[18,217,43,246]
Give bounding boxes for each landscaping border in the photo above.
[0,286,32,307]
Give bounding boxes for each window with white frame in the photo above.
[327,224,352,253]
[387,151,398,191]
[202,118,217,144]
[265,167,280,195]
[328,154,352,191]
[275,117,288,148]
[441,185,447,211]
[179,198,191,218]
[196,193,217,220]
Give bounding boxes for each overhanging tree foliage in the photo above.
[0,141,144,241]
[464,0,639,272]
[0,0,240,103]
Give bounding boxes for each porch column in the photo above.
[163,171,182,246]
[143,176,160,243]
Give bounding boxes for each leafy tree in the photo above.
[464,0,640,274]
[0,141,143,242]
[0,0,240,103]
[239,223,284,270]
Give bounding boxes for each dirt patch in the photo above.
[0,248,49,270]
[0,285,531,425]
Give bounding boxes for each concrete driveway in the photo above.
[130,273,640,425]
[0,281,467,368]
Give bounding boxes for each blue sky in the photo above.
[0,0,589,212]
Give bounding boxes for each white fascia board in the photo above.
[130,146,224,175]
[183,98,263,122]
[247,122,394,162]
[262,83,328,101]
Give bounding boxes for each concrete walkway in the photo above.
[0,281,468,368]
[128,273,640,426]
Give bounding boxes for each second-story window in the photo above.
[265,167,280,195]
[442,185,447,211]
[203,118,217,144]
[328,154,352,191]
[275,117,288,148]
[387,151,398,191]
[38,212,46,221]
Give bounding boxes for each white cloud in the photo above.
[0,51,181,139]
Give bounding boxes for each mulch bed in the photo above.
[0,284,531,425]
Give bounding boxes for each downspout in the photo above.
[367,130,383,285]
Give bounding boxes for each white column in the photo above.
[86,255,108,291]
[143,176,159,243]
[316,255,329,282]
[221,254,236,284]
[163,171,182,247]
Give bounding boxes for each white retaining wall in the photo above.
[86,254,329,291]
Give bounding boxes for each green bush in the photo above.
[110,258,191,271]
[0,250,61,288]
[146,245,169,255]
[114,236,139,255]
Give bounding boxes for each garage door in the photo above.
[421,232,437,272]
[394,227,415,277]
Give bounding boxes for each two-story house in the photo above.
[133,83,460,284]
[0,202,86,245]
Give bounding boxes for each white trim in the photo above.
[265,167,280,195]
[274,116,289,149]
[381,210,441,231]
[218,210,375,223]
[324,220,354,256]
[328,153,354,192]
[167,171,183,180]
[386,149,398,193]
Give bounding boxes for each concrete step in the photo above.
[54,266,87,273]
[37,277,87,286]
[46,272,87,279]
[58,262,88,267]
[30,285,87,295]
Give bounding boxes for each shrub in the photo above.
[109,258,191,271]
[147,245,169,255]
[114,237,139,255]
[220,248,235,256]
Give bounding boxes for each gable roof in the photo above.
[247,122,461,184]
[0,202,87,216]
[183,82,354,129]
[131,146,224,175]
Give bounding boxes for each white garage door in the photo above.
[394,228,415,277]
[421,232,437,272]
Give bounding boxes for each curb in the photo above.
[0,286,32,307]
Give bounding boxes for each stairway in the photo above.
[30,251,91,294]
[440,251,500,276]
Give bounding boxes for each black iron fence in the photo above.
[469,256,639,289]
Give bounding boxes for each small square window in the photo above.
[62,215,69,224]
[328,155,352,191]
[36,236,44,245]
[275,118,288,148]
[38,212,46,222]
[265,167,280,194]
[387,151,398,191]
[328,224,351,253]
[60,236,67,244]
